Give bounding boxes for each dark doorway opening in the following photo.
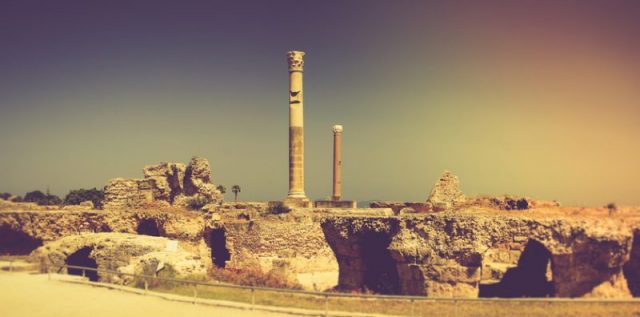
[0,225,43,255]
[66,247,99,281]
[480,240,553,297]
[136,219,161,236]
[210,228,230,268]
[360,232,400,294]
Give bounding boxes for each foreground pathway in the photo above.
[0,272,292,317]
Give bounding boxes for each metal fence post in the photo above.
[144,279,148,294]
[9,260,12,272]
[193,283,198,304]
[411,298,415,317]
[82,269,85,278]
[453,299,457,317]
[251,287,256,309]
[324,294,329,317]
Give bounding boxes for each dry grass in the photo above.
[138,276,640,317]
[208,266,303,290]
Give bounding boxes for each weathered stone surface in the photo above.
[370,201,433,214]
[218,207,339,291]
[314,200,357,208]
[103,178,155,210]
[465,195,561,211]
[143,162,186,203]
[4,193,640,298]
[0,208,214,245]
[426,170,466,211]
[78,201,94,209]
[33,233,207,282]
[0,204,336,291]
[321,209,637,298]
[103,157,222,210]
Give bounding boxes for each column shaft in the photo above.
[287,51,306,198]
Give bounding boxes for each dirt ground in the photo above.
[0,272,294,317]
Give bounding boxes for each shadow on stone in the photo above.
[136,219,161,237]
[360,232,400,294]
[0,225,43,255]
[480,240,553,297]
[66,247,99,282]
[211,228,230,268]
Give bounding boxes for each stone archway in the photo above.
[66,247,99,282]
[480,239,553,297]
[136,219,161,237]
[210,228,231,268]
[0,225,43,255]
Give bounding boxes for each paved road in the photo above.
[0,272,293,317]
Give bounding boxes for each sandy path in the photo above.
[0,272,294,317]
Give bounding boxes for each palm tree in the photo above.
[216,185,226,194]
[231,185,241,202]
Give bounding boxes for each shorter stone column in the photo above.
[314,124,356,209]
[332,125,343,201]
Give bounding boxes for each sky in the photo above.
[1,0,639,206]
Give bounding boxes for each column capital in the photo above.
[287,51,305,72]
[333,125,343,133]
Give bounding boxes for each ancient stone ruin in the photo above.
[2,165,639,299]
[103,156,223,210]
[426,170,466,211]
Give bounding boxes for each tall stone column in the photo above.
[285,51,309,206]
[332,125,343,201]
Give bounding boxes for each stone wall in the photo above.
[33,233,208,282]
[217,207,340,291]
[321,209,638,298]
[103,157,223,210]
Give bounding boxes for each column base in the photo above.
[283,196,312,208]
[314,200,357,208]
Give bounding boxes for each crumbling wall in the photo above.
[322,211,635,298]
[103,157,223,210]
[218,208,339,291]
[33,233,208,282]
[0,208,215,250]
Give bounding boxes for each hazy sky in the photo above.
[1,1,639,206]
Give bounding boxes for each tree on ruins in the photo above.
[216,185,226,194]
[63,188,105,209]
[231,185,241,202]
[24,189,62,206]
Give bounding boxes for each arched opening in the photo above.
[66,247,99,282]
[136,219,161,236]
[210,228,230,268]
[0,225,43,255]
[480,240,553,297]
[360,232,400,294]
[624,230,640,297]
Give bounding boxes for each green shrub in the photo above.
[63,188,105,209]
[606,202,617,215]
[23,190,62,206]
